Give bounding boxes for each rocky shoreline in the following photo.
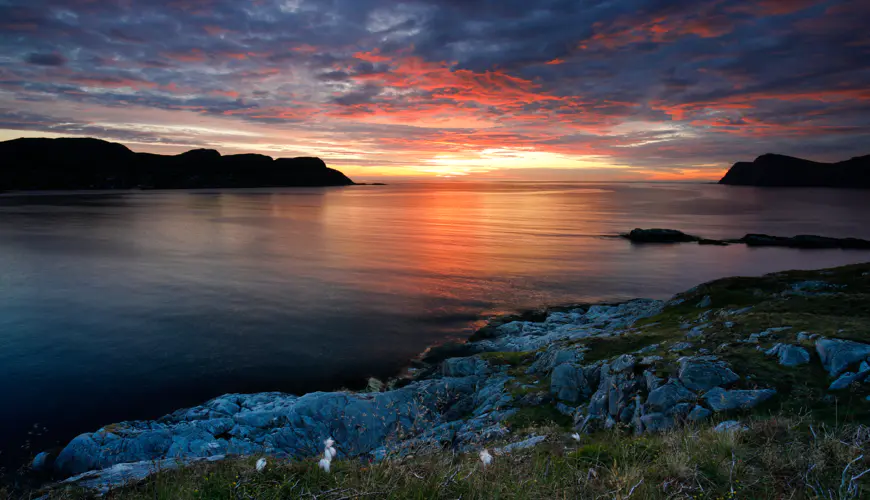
[31,262,870,495]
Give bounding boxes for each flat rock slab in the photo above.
[704,387,776,412]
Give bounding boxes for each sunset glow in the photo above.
[1,0,868,180]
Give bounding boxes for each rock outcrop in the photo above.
[622,228,701,243]
[621,228,870,249]
[718,153,870,188]
[0,137,355,190]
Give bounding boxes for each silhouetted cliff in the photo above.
[718,153,870,188]
[0,137,354,190]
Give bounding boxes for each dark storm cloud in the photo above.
[0,0,868,176]
[24,53,67,66]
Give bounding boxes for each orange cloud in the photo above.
[353,49,391,63]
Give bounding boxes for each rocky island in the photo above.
[0,138,354,191]
[719,153,870,188]
[20,263,870,499]
[623,228,870,249]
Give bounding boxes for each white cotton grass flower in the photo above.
[318,437,337,473]
[324,437,337,460]
[255,458,267,472]
[571,433,581,441]
[479,449,493,467]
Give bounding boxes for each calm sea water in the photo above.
[2,182,870,466]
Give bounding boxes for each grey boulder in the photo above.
[764,344,811,367]
[816,339,870,377]
[678,358,739,392]
[550,363,593,403]
[646,380,695,411]
[704,387,776,412]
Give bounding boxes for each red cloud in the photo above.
[353,49,391,63]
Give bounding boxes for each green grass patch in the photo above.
[505,405,573,429]
[479,350,537,367]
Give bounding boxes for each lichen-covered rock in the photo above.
[815,338,870,377]
[640,355,663,366]
[687,405,712,422]
[640,413,675,432]
[610,354,636,373]
[704,387,776,412]
[528,346,583,374]
[828,364,870,391]
[646,380,695,411]
[441,357,490,377]
[765,344,811,367]
[53,376,482,476]
[678,358,739,392]
[550,363,592,403]
[473,299,663,352]
[643,370,663,391]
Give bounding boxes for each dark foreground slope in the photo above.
[719,153,870,188]
[0,138,354,190]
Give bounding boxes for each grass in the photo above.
[505,406,572,430]
[22,415,870,499]
[478,351,537,367]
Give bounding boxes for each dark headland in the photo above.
[0,137,354,191]
[719,153,870,188]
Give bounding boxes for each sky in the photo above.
[0,0,868,181]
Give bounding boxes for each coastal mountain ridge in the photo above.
[0,137,354,190]
[719,152,870,188]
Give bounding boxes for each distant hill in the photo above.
[718,153,870,188]
[0,137,354,190]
